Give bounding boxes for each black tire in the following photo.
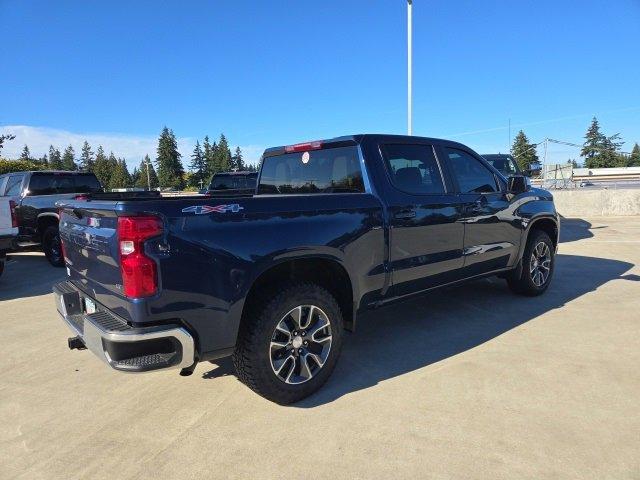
[42,226,64,267]
[0,256,5,278]
[507,230,555,296]
[233,283,344,404]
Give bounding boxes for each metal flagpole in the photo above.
[407,0,413,135]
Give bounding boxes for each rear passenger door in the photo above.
[382,143,466,297]
[440,146,521,275]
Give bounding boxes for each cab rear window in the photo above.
[27,173,102,195]
[258,146,364,194]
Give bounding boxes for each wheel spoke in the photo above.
[289,306,303,330]
[306,351,326,368]
[273,354,295,376]
[299,354,313,380]
[270,339,289,350]
[300,306,314,330]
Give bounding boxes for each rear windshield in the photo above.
[258,146,364,194]
[210,174,257,191]
[27,173,103,195]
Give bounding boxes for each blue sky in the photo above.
[2,0,639,168]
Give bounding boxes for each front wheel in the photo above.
[507,230,555,296]
[43,226,64,267]
[233,283,344,404]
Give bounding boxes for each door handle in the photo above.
[394,209,416,220]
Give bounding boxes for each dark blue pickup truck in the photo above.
[53,134,559,404]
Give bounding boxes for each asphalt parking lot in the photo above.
[1,217,639,480]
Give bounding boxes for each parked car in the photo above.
[0,171,103,266]
[53,134,559,404]
[207,171,258,196]
[0,197,18,278]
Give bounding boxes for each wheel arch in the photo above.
[241,256,356,332]
[36,212,59,240]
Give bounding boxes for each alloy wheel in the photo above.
[269,305,332,385]
[530,241,551,287]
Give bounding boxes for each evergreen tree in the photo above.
[510,130,539,172]
[629,143,640,167]
[61,145,77,170]
[155,127,184,189]
[39,154,48,166]
[109,159,132,189]
[19,145,32,162]
[92,146,112,188]
[79,141,95,171]
[214,133,231,173]
[48,145,63,169]
[188,140,207,188]
[233,146,245,171]
[581,117,624,168]
[135,155,159,189]
[203,135,216,178]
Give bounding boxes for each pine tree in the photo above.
[214,133,231,173]
[48,146,63,169]
[629,143,640,167]
[581,117,624,168]
[109,159,132,189]
[188,140,207,188]
[19,145,32,162]
[155,127,184,189]
[233,146,245,171]
[79,141,95,171]
[135,155,159,189]
[510,130,539,172]
[61,145,77,170]
[203,135,216,178]
[0,133,16,155]
[92,146,112,188]
[39,154,48,166]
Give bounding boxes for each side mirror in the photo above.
[508,175,528,194]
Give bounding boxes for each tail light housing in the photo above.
[9,200,18,228]
[118,215,163,298]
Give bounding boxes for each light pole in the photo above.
[407,0,413,136]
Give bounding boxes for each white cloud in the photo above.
[0,125,263,170]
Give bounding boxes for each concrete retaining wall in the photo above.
[551,188,640,217]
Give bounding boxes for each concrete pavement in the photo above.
[1,217,639,479]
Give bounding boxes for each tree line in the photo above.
[1,127,256,191]
[510,117,640,171]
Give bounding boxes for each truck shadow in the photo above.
[0,253,66,301]
[289,253,634,407]
[560,217,604,243]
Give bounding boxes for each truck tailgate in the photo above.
[59,202,123,298]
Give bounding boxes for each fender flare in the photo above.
[513,214,559,278]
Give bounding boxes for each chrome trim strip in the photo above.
[356,145,373,194]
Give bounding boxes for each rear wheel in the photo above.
[43,226,64,267]
[233,283,344,404]
[0,254,5,278]
[507,230,554,296]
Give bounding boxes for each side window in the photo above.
[5,175,25,196]
[446,148,497,193]
[382,144,445,195]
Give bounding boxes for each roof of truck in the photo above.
[263,134,477,157]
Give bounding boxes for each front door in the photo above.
[441,146,521,276]
[381,143,466,297]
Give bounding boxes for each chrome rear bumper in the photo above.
[53,281,195,373]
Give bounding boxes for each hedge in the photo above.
[0,159,45,175]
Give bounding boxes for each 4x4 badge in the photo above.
[181,204,244,215]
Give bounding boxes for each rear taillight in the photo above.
[284,140,323,153]
[9,200,18,228]
[117,215,163,298]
